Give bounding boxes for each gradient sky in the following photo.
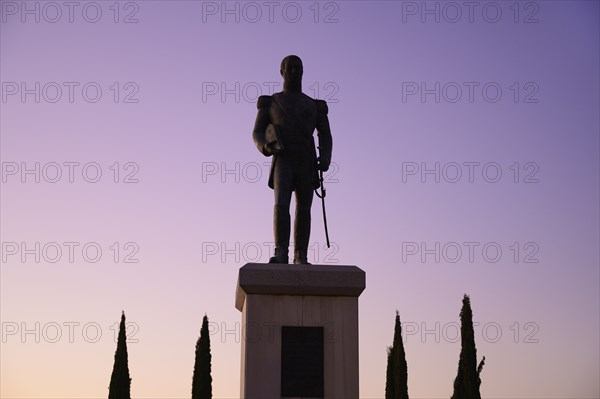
[1,1,599,398]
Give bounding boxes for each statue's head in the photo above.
[280,55,303,89]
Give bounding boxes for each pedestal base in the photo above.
[235,263,366,399]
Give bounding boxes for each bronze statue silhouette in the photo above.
[252,55,333,264]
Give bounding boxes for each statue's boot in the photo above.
[293,249,310,265]
[293,197,311,265]
[269,247,289,264]
[271,194,291,264]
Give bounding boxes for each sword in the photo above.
[315,147,331,248]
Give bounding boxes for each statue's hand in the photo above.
[265,142,282,156]
[317,157,330,172]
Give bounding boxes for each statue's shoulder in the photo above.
[314,98,328,114]
[271,92,284,101]
[257,95,272,109]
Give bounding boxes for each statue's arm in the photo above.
[252,95,272,157]
[315,99,332,169]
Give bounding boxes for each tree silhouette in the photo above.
[385,311,409,399]
[451,294,485,399]
[192,314,212,399]
[385,346,394,398]
[108,311,131,399]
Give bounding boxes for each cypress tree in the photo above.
[192,314,212,399]
[108,311,131,399]
[385,311,409,399]
[385,346,394,399]
[451,295,485,399]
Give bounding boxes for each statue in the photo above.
[252,55,333,264]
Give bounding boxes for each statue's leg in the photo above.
[271,157,293,264]
[293,172,314,264]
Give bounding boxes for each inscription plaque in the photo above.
[281,326,324,398]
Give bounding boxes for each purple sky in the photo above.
[1,1,599,398]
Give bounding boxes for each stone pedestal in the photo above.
[235,263,366,399]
